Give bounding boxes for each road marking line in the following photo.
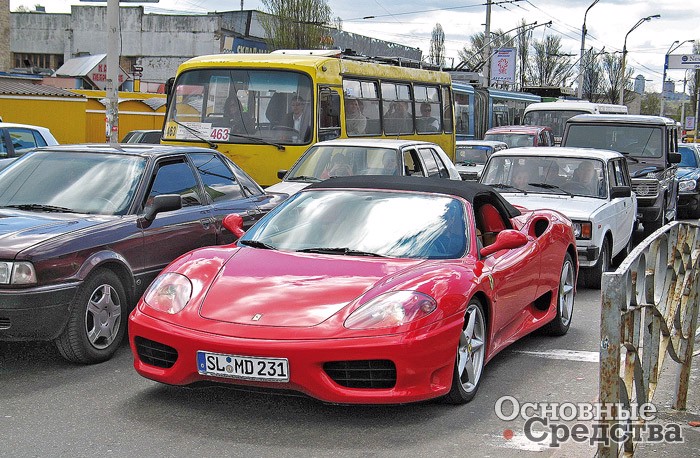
[512,349,599,363]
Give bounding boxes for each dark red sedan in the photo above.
[0,144,287,364]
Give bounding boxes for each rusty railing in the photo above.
[599,221,700,457]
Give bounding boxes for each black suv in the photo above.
[562,114,681,233]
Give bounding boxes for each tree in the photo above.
[640,92,661,116]
[515,19,531,89]
[527,35,574,87]
[581,48,604,102]
[259,0,333,51]
[429,23,446,67]
[600,53,632,104]
[457,29,512,71]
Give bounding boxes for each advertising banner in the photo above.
[667,54,700,70]
[490,48,516,84]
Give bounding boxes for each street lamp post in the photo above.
[619,14,661,105]
[578,0,599,99]
[660,39,693,116]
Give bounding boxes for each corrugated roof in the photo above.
[55,54,107,77]
[0,79,84,97]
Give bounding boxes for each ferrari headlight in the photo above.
[572,221,592,240]
[679,179,697,193]
[143,272,192,314]
[0,261,37,285]
[344,291,437,330]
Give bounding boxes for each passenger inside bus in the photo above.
[223,96,255,134]
[283,95,312,141]
[345,98,367,135]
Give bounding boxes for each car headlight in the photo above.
[344,291,437,329]
[143,272,192,314]
[679,179,697,193]
[572,221,592,240]
[0,261,37,285]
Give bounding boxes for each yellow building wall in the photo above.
[0,96,87,144]
[72,90,167,142]
[0,91,167,144]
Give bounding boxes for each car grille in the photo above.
[632,179,659,199]
[0,317,10,330]
[134,337,178,368]
[323,360,397,389]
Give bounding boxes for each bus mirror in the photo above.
[165,77,175,108]
[328,93,340,117]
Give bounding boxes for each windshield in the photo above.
[287,145,401,181]
[241,190,468,259]
[679,146,698,167]
[482,155,607,198]
[565,124,664,158]
[523,109,587,139]
[484,133,534,148]
[0,151,146,215]
[455,145,490,164]
[163,68,313,145]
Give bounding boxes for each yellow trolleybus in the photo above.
[161,50,455,186]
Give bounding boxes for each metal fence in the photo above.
[599,221,700,457]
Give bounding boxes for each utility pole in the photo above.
[484,0,492,87]
[106,0,119,144]
[578,0,599,99]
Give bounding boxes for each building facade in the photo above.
[10,5,422,92]
[0,0,9,72]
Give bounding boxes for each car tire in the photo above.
[443,298,487,404]
[55,268,127,364]
[542,253,576,336]
[645,201,667,233]
[613,234,633,267]
[582,240,610,289]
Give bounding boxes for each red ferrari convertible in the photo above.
[129,176,578,404]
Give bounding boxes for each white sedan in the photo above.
[480,147,637,288]
[267,138,462,195]
[0,122,59,170]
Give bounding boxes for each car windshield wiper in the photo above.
[490,183,527,194]
[172,120,218,149]
[297,247,386,257]
[227,132,286,151]
[528,182,574,197]
[238,239,276,250]
[286,175,322,182]
[2,204,75,213]
[619,152,640,163]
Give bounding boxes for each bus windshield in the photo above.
[522,109,587,140]
[163,69,313,146]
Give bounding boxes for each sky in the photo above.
[10,0,699,93]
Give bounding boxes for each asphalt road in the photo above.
[2,252,698,457]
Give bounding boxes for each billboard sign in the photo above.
[667,54,700,70]
[490,48,516,84]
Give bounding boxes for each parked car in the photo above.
[122,129,162,144]
[0,122,58,158]
[0,144,287,364]
[562,114,681,234]
[483,125,555,148]
[0,122,59,171]
[480,147,636,288]
[454,140,508,181]
[129,175,578,405]
[677,143,700,218]
[266,138,461,195]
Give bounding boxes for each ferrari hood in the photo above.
[502,193,605,221]
[0,210,103,258]
[199,247,419,327]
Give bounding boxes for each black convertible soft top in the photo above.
[306,175,522,219]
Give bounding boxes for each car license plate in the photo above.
[196,351,289,382]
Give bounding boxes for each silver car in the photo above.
[455,140,508,181]
[267,138,462,195]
